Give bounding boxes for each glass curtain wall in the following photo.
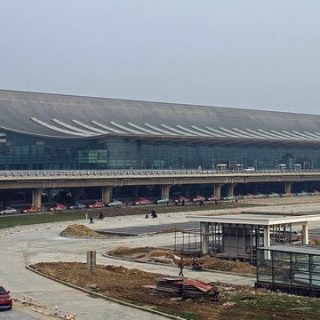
[257,248,320,295]
[1,131,320,170]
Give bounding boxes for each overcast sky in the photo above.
[0,1,319,114]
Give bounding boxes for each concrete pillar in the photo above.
[102,186,112,204]
[227,183,236,197]
[32,189,42,209]
[263,226,271,247]
[263,226,271,259]
[213,184,223,200]
[161,185,171,199]
[284,182,293,194]
[201,222,209,255]
[302,223,309,245]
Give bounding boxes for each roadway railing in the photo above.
[1,169,320,178]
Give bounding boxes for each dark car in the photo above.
[0,286,12,310]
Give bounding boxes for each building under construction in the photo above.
[175,213,320,263]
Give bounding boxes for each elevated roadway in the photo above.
[1,169,320,208]
[1,169,320,189]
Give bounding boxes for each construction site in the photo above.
[3,196,320,320]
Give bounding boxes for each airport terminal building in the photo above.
[1,89,320,171]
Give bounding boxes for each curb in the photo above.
[12,296,64,319]
[26,265,185,320]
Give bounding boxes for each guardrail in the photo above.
[0,168,320,178]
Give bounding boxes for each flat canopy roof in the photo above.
[187,213,320,226]
[259,245,320,255]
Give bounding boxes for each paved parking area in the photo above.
[99,221,197,235]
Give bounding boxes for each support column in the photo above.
[284,182,293,194]
[161,185,171,199]
[201,222,209,255]
[302,223,309,245]
[32,189,42,209]
[102,186,112,204]
[213,184,222,200]
[227,183,236,197]
[263,226,271,259]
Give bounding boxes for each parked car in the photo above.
[21,206,40,213]
[68,202,86,210]
[88,201,104,208]
[134,198,151,205]
[49,203,67,211]
[207,195,217,201]
[156,198,169,204]
[280,231,302,242]
[268,192,280,198]
[0,285,12,310]
[0,207,17,215]
[174,196,191,204]
[254,193,265,199]
[192,195,206,202]
[222,196,235,201]
[296,191,310,197]
[107,200,123,207]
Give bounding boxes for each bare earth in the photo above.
[30,262,320,320]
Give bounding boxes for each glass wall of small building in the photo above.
[1,131,320,170]
[256,248,320,296]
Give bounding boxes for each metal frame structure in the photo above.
[184,213,320,262]
[256,246,320,296]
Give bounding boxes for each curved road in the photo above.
[0,214,255,319]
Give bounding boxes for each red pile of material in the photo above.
[153,277,219,301]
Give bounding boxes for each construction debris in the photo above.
[151,277,219,301]
[59,224,104,238]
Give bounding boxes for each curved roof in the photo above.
[1,89,320,145]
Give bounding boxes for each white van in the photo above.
[244,167,255,172]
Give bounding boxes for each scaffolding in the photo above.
[174,227,201,254]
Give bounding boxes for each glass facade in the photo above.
[256,248,320,296]
[1,131,320,170]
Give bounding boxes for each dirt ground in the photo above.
[109,246,256,275]
[59,226,255,274]
[31,262,320,320]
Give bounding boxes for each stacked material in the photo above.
[154,277,219,301]
[182,279,219,301]
[156,277,183,296]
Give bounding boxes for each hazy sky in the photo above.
[0,1,320,114]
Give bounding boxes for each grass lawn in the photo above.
[0,202,257,229]
[0,211,86,229]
